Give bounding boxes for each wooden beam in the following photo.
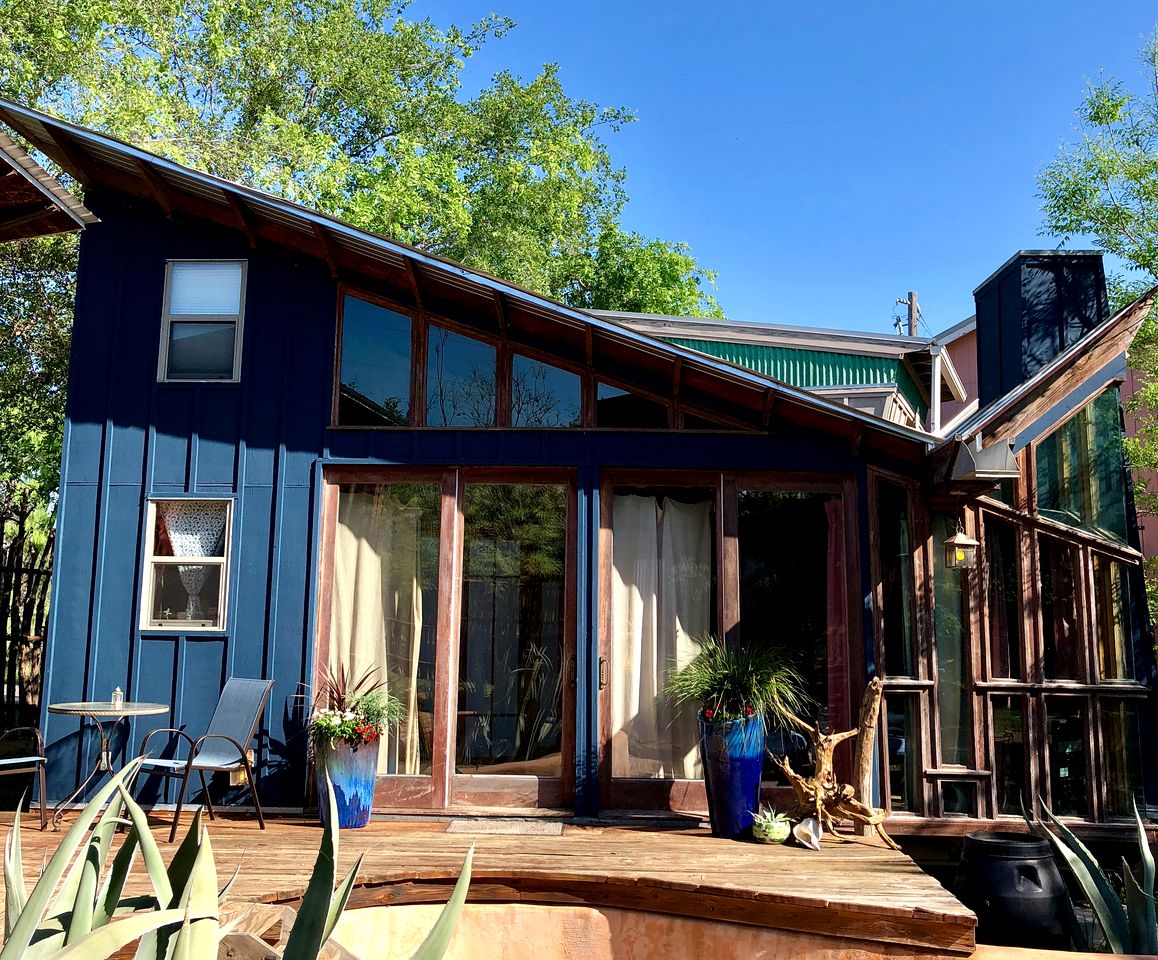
[850,423,865,457]
[311,221,341,278]
[132,157,175,218]
[405,258,424,311]
[761,389,776,428]
[45,133,97,183]
[228,193,260,249]
[492,289,508,338]
[0,201,56,233]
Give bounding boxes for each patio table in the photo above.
[47,699,168,830]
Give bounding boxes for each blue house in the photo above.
[1,99,1154,833]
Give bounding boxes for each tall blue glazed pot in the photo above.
[315,741,376,829]
[698,712,765,839]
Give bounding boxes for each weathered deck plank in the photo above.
[1,813,975,954]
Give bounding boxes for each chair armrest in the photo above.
[191,733,250,760]
[139,727,195,757]
[0,726,44,754]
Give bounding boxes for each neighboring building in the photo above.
[1,99,1154,834]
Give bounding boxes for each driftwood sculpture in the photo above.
[773,676,899,849]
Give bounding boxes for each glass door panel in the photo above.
[608,488,715,783]
[455,482,567,781]
[329,482,441,783]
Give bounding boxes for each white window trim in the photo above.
[140,498,233,632]
[158,259,247,383]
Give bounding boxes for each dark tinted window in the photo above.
[338,295,411,426]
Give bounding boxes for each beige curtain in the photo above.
[330,487,423,775]
[610,495,710,779]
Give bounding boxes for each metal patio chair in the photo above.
[0,726,47,829]
[131,677,274,842]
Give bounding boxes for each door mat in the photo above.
[445,819,564,836]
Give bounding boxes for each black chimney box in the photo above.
[973,250,1109,406]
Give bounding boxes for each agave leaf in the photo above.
[4,797,27,939]
[218,863,242,903]
[1134,800,1156,899]
[281,776,340,960]
[163,808,203,904]
[50,908,211,960]
[114,783,174,907]
[65,796,127,944]
[409,846,474,960]
[94,828,140,928]
[167,822,218,960]
[322,853,365,944]
[1123,855,1158,954]
[1038,806,1128,954]
[0,758,143,960]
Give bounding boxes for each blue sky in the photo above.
[419,1,1157,334]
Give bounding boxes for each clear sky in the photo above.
[416,1,1157,335]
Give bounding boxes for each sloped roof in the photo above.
[0,130,96,240]
[0,98,935,461]
[601,311,967,407]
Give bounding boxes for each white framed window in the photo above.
[158,260,247,381]
[141,499,232,631]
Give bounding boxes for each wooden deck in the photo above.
[3,812,975,956]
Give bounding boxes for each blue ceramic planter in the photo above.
[316,741,376,829]
[698,712,765,840]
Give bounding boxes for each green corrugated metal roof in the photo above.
[664,338,927,415]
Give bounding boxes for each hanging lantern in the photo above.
[943,518,979,570]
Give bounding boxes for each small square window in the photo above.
[159,261,246,381]
[142,500,231,630]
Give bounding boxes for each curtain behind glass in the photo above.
[330,485,430,775]
[610,495,710,779]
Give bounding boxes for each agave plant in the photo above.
[1,758,472,959]
[1029,798,1156,955]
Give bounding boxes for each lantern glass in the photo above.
[943,526,979,570]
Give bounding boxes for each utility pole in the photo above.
[907,291,918,337]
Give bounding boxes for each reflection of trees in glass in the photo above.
[458,484,566,768]
[512,357,581,428]
[426,327,495,426]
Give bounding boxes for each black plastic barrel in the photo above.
[953,831,1072,948]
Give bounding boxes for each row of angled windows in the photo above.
[156,260,729,430]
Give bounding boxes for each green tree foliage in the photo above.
[1038,28,1158,613]
[0,0,722,526]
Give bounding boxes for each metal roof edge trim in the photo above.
[0,98,934,449]
[0,129,96,230]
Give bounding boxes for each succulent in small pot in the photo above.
[751,805,791,844]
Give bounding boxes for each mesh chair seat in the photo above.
[0,726,48,829]
[132,677,273,842]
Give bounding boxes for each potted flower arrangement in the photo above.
[666,635,806,840]
[310,665,401,829]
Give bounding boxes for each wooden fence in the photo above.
[0,503,51,728]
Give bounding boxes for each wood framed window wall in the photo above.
[597,469,862,813]
[330,284,751,432]
[315,466,577,813]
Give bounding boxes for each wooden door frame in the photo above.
[597,469,860,812]
[316,465,578,812]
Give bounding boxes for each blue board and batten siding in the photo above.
[43,187,909,810]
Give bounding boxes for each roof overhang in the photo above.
[926,286,1157,501]
[0,130,96,240]
[0,99,934,462]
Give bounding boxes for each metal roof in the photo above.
[0,130,96,240]
[0,98,935,457]
[663,338,929,415]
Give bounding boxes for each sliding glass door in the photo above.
[321,469,574,811]
[599,472,854,812]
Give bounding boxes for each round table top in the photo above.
[47,701,169,718]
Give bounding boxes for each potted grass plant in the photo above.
[310,664,402,829]
[666,635,807,840]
